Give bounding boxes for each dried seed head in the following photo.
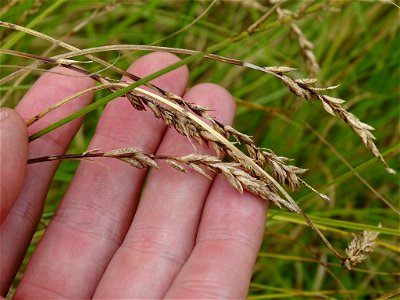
[343,227,380,270]
[168,154,300,211]
[261,60,394,174]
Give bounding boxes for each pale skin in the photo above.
[0,52,267,299]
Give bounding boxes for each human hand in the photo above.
[0,52,267,299]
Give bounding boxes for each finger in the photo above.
[0,67,94,296]
[0,108,28,223]
[94,83,236,299]
[165,176,268,299]
[14,53,189,299]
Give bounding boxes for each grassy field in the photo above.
[1,0,399,299]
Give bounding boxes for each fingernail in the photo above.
[0,108,9,121]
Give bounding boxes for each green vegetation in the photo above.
[1,0,399,298]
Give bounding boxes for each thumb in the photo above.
[0,108,28,223]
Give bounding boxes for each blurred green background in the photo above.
[1,0,399,299]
